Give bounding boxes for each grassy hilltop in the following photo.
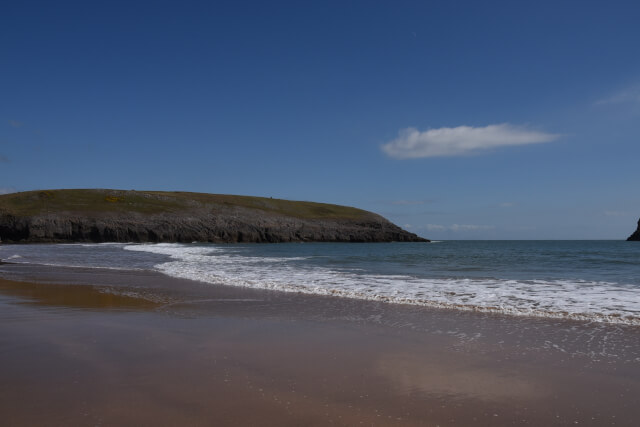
[0,189,373,220]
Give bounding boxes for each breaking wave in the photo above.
[124,243,640,326]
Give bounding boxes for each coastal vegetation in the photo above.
[0,189,372,219]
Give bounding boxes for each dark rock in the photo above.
[627,218,640,241]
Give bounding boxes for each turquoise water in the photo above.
[2,241,640,324]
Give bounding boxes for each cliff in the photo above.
[627,218,640,241]
[0,189,428,244]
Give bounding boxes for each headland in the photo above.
[0,189,427,243]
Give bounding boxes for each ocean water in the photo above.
[2,241,639,325]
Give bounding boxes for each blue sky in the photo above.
[2,0,639,239]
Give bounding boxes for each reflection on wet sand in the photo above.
[0,278,161,310]
[376,353,541,401]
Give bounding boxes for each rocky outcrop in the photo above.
[0,190,428,244]
[627,218,640,241]
[0,211,425,243]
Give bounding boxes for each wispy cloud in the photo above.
[0,155,9,163]
[604,210,630,217]
[0,187,15,194]
[425,224,495,232]
[391,199,433,206]
[499,202,515,208]
[425,224,447,231]
[449,224,495,232]
[381,124,559,159]
[8,119,23,128]
[594,84,640,106]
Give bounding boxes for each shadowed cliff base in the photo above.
[0,189,428,243]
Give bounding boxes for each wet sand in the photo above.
[1,263,639,426]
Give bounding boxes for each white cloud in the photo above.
[0,187,15,194]
[391,199,432,206]
[381,124,559,159]
[594,84,640,106]
[0,155,9,163]
[425,224,447,231]
[500,202,515,208]
[449,224,495,232]
[425,224,494,232]
[604,210,630,217]
[8,119,23,128]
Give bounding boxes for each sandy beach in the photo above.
[1,262,639,426]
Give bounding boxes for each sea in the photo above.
[1,241,639,325]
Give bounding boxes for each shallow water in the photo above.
[2,241,640,324]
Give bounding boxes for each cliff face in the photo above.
[627,218,640,241]
[0,190,428,244]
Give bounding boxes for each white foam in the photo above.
[125,244,640,325]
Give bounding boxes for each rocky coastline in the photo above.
[0,189,428,244]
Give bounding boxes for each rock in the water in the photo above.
[628,218,640,241]
[0,189,429,244]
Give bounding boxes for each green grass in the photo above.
[0,189,373,220]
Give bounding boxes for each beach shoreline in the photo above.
[1,263,639,426]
